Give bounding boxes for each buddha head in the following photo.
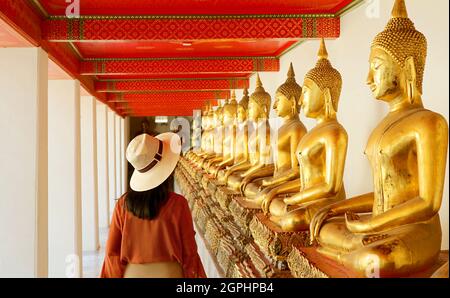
[274,63,302,118]
[248,74,272,122]
[237,88,249,123]
[213,100,226,127]
[223,91,238,126]
[367,0,426,106]
[302,38,342,120]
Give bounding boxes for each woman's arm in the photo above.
[179,198,207,278]
[100,198,127,278]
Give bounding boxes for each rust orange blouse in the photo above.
[100,192,206,278]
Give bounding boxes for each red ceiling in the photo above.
[74,40,298,59]
[37,0,354,15]
[96,73,251,80]
[0,18,32,47]
[1,0,358,116]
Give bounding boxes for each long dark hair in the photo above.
[125,175,174,220]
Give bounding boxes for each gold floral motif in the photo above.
[287,247,328,278]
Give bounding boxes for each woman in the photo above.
[100,132,206,278]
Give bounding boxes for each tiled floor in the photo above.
[82,228,108,278]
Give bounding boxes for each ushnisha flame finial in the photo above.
[392,0,408,18]
[318,38,329,60]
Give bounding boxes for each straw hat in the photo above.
[126,133,181,192]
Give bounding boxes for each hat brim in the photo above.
[130,132,181,192]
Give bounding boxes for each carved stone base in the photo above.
[287,246,329,278]
[250,213,310,263]
[207,178,224,196]
[204,218,225,255]
[288,245,450,278]
[196,203,212,235]
[231,259,260,278]
[245,241,292,278]
[226,221,252,253]
[229,196,260,238]
[201,174,211,192]
[216,187,241,211]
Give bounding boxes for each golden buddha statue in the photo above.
[260,39,348,233]
[242,63,307,207]
[187,101,209,160]
[219,89,250,184]
[309,0,449,277]
[226,74,272,192]
[187,102,209,161]
[193,104,216,167]
[210,91,239,177]
[203,101,227,171]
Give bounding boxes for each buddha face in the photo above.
[237,106,247,123]
[248,99,264,122]
[301,78,324,119]
[273,93,294,118]
[367,47,404,102]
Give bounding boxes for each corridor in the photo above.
[83,228,108,278]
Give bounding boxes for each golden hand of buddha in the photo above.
[283,196,296,205]
[239,176,252,195]
[309,206,335,244]
[261,189,277,215]
[344,212,373,234]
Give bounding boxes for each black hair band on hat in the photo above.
[137,139,163,173]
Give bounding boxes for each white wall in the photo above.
[96,102,110,229]
[115,115,123,197]
[107,109,117,219]
[48,80,82,277]
[0,48,48,277]
[235,0,449,250]
[80,96,99,252]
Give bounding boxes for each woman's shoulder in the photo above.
[167,192,190,212]
[168,192,188,205]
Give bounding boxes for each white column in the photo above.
[0,48,48,277]
[115,115,122,197]
[123,117,130,193]
[96,102,110,229]
[48,79,82,278]
[107,109,117,219]
[80,96,99,252]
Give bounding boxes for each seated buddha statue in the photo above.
[309,0,449,277]
[226,74,272,192]
[219,89,250,184]
[186,101,210,161]
[203,102,226,171]
[241,63,307,207]
[209,91,239,177]
[260,39,348,232]
[193,106,216,168]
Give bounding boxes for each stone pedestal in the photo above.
[229,196,260,238]
[248,213,309,276]
[288,245,450,278]
[216,187,241,211]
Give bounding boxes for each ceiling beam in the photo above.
[43,15,340,42]
[0,0,124,116]
[126,99,219,117]
[107,91,231,103]
[95,78,249,92]
[81,57,279,75]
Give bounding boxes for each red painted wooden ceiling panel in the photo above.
[74,40,297,59]
[37,0,353,16]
